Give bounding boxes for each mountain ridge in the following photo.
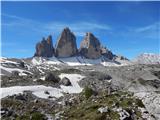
[34,27,118,60]
[134,53,160,64]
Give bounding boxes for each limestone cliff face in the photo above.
[34,27,119,60]
[79,32,101,59]
[55,27,77,57]
[34,35,54,57]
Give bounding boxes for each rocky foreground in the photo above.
[0,56,160,120]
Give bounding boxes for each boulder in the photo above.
[14,94,27,101]
[55,27,77,57]
[79,32,101,59]
[34,35,54,57]
[34,99,38,103]
[1,108,13,117]
[60,77,72,86]
[11,71,19,77]
[152,71,160,79]
[98,106,108,113]
[18,61,25,68]
[44,90,50,94]
[45,73,60,83]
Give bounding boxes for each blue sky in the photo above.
[1,1,160,59]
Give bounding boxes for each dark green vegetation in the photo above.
[1,90,145,120]
[15,112,46,120]
[1,93,56,120]
[61,91,144,120]
[83,86,95,99]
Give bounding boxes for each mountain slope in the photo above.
[133,53,160,64]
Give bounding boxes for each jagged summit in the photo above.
[55,27,77,57]
[34,27,117,60]
[34,35,54,57]
[79,32,101,59]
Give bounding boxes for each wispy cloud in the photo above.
[113,22,160,41]
[45,21,111,36]
[132,22,160,39]
[134,22,159,33]
[2,13,159,39]
[2,13,111,37]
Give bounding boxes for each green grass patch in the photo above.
[83,87,94,99]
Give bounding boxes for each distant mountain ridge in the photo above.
[134,53,160,64]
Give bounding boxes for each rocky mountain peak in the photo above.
[63,27,70,32]
[33,28,119,60]
[46,35,52,44]
[55,27,77,57]
[79,32,101,59]
[34,35,54,57]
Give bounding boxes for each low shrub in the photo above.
[83,87,94,99]
[136,99,145,108]
[31,112,45,120]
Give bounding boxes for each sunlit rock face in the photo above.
[34,35,54,57]
[79,32,101,59]
[55,27,77,57]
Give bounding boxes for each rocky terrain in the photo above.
[1,27,160,120]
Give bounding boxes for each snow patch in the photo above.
[0,85,63,99]
[40,76,45,81]
[31,56,131,67]
[32,57,46,65]
[59,74,85,93]
[0,65,32,75]
[0,74,85,100]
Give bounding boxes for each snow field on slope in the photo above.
[0,74,85,100]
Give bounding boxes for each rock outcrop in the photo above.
[34,35,54,57]
[79,32,101,59]
[55,27,77,57]
[101,47,115,60]
[60,77,72,86]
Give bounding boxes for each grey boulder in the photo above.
[60,77,72,86]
